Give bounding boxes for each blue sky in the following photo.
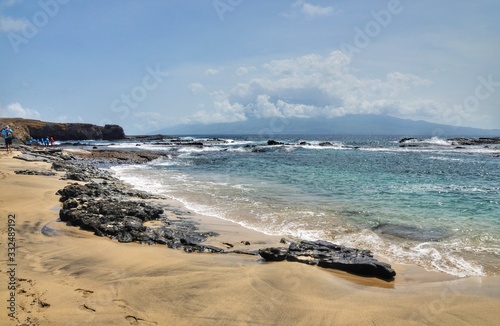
[1,0,499,134]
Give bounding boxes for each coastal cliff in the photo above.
[0,118,125,143]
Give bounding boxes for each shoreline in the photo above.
[1,148,500,325]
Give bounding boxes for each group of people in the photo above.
[29,137,55,147]
[2,125,14,153]
[2,124,57,153]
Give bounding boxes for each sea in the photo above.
[79,135,499,278]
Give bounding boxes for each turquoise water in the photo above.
[109,135,500,277]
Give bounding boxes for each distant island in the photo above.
[154,114,500,137]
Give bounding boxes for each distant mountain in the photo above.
[153,114,500,137]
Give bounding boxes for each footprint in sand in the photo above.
[75,288,94,298]
[112,299,127,308]
[79,304,96,313]
[112,300,157,325]
[125,315,158,325]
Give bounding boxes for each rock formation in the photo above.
[259,240,396,280]
[0,118,125,143]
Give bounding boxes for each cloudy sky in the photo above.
[1,0,499,134]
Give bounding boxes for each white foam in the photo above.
[426,136,452,146]
[428,156,464,162]
[329,229,487,277]
[177,146,223,153]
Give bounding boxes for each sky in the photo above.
[1,0,499,135]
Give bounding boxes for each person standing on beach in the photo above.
[2,125,14,153]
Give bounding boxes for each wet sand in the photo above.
[1,150,499,325]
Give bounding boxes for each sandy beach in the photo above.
[1,149,500,326]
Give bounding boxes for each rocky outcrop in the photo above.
[48,153,223,253]
[399,137,421,143]
[102,124,126,140]
[57,181,222,252]
[14,169,56,176]
[267,140,285,146]
[448,137,500,146]
[0,118,125,143]
[259,240,396,280]
[399,137,500,146]
[67,149,166,165]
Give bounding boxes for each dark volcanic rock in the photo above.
[52,161,115,182]
[259,240,396,280]
[70,149,166,164]
[102,124,125,140]
[57,179,221,252]
[399,137,421,143]
[448,137,500,146]
[13,153,53,162]
[258,247,289,261]
[15,169,56,176]
[267,140,284,146]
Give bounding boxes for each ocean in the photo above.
[100,135,499,278]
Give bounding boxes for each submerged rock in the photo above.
[372,223,452,242]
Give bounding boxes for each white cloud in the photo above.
[188,82,205,94]
[283,0,341,19]
[0,15,27,32]
[189,90,246,124]
[236,66,256,76]
[204,67,223,76]
[302,2,334,17]
[0,102,41,119]
[188,50,447,125]
[387,72,433,87]
[231,83,252,97]
[252,95,284,118]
